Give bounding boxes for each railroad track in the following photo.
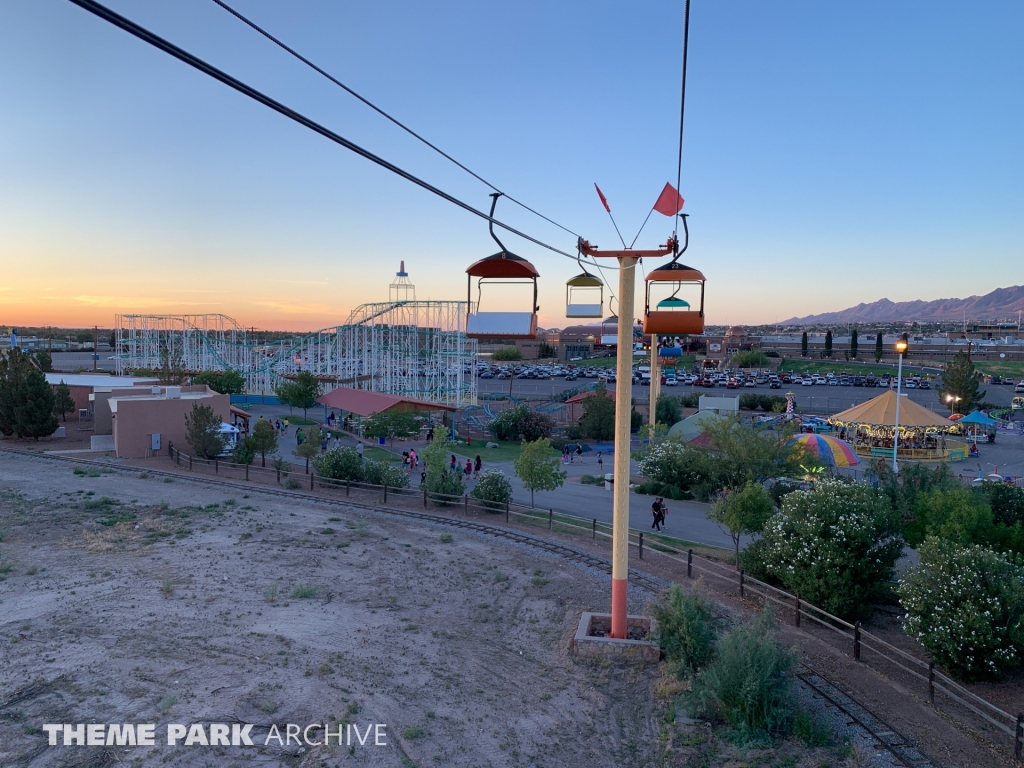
[0,448,943,767]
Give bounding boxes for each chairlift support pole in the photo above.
[580,235,676,639]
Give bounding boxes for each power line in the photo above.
[674,0,692,244]
[209,0,582,240]
[67,0,593,267]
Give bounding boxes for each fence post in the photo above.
[548,509,553,531]
[311,472,315,491]
[687,549,693,578]
[464,494,468,513]
[592,519,596,541]
[245,463,249,481]
[739,568,745,598]
[276,466,280,484]
[215,459,218,475]
[854,622,862,661]
[505,500,509,522]
[383,483,387,502]
[794,595,801,627]
[928,661,935,705]
[639,532,644,560]
[423,488,428,508]
[1015,712,1023,761]
[189,455,193,471]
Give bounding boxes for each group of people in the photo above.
[447,454,483,480]
[400,449,419,472]
[561,442,584,464]
[650,497,668,531]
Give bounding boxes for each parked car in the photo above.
[769,380,781,389]
[1015,382,1024,393]
[918,380,931,389]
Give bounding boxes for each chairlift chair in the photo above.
[565,272,604,318]
[643,261,705,335]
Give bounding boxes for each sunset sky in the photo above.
[2,0,1022,331]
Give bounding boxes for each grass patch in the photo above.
[285,415,319,425]
[777,359,928,378]
[290,583,320,599]
[137,471,149,479]
[263,583,279,603]
[452,440,558,464]
[282,478,303,490]
[160,578,174,597]
[580,474,605,486]
[156,695,177,715]
[438,532,453,543]
[401,726,424,739]
[362,446,404,463]
[974,361,1024,379]
[73,466,101,477]
[791,711,832,747]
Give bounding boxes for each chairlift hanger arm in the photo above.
[488,193,508,253]
[578,236,677,261]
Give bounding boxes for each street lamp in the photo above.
[945,394,961,416]
[893,338,908,473]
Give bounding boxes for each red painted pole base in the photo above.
[611,578,628,639]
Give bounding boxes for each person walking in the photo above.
[450,454,458,474]
[596,451,603,473]
[464,459,473,480]
[296,428,303,445]
[409,448,417,470]
[474,455,482,479]
[283,417,289,435]
[575,442,583,463]
[651,498,663,531]
[356,441,364,461]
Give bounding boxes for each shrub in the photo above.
[757,480,904,620]
[652,585,717,676]
[492,346,522,361]
[580,474,605,486]
[283,478,302,490]
[421,438,465,504]
[362,459,410,488]
[488,405,554,442]
[730,350,770,368]
[738,393,760,411]
[981,483,1024,526]
[898,537,1024,680]
[692,612,796,737]
[471,470,513,511]
[909,487,994,548]
[312,447,364,482]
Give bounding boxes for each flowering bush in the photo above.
[312,447,363,481]
[362,459,410,489]
[757,480,904,620]
[471,470,513,511]
[898,537,1024,680]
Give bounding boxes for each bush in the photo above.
[580,474,605,486]
[909,487,994,548]
[488,405,554,442]
[424,470,465,505]
[312,448,364,482]
[471,470,513,511]
[492,346,522,361]
[692,612,796,737]
[898,537,1024,680]
[730,350,770,369]
[757,480,904,620]
[653,585,717,676]
[362,459,410,488]
[979,483,1024,526]
[738,393,760,411]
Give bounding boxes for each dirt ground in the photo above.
[0,452,922,767]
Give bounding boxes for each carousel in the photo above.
[827,391,969,462]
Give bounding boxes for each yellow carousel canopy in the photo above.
[829,390,949,428]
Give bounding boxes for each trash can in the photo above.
[604,473,614,491]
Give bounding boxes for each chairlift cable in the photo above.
[67,0,599,267]
[209,0,583,241]
[673,0,691,246]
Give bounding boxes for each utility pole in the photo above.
[93,325,98,371]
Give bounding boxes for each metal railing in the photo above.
[166,444,1023,762]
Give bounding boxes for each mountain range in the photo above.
[780,286,1024,325]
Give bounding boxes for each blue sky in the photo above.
[1,0,1021,330]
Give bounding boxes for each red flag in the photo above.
[653,182,684,216]
[594,183,611,213]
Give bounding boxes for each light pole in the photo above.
[945,394,961,416]
[893,338,908,473]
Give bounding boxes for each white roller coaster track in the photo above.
[115,302,478,407]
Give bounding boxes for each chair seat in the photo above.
[466,312,538,339]
[566,303,603,318]
[643,311,704,335]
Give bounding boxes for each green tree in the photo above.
[514,437,566,508]
[849,328,858,359]
[421,438,465,504]
[249,419,279,467]
[471,469,514,511]
[655,394,681,426]
[14,368,58,439]
[537,343,555,359]
[232,436,256,465]
[823,330,833,358]
[578,383,615,440]
[708,481,775,567]
[312,447,364,482]
[33,350,53,372]
[700,416,806,488]
[184,402,227,459]
[492,346,523,361]
[730,349,769,369]
[874,333,883,362]
[0,348,32,436]
[937,350,986,415]
[800,331,808,357]
[52,380,75,422]
[276,371,321,419]
[192,369,246,395]
[294,426,322,473]
[363,410,420,455]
